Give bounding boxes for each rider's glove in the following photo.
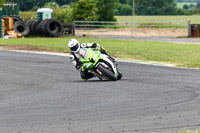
[76,65,82,71]
[70,55,75,60]
[101,46,105,51]
[91,43,100,50]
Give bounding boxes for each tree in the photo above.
[14,0,50,11]
[189,4,196,9]
[135,0,178,15]
[183,4,189,9]
[71,0,98,21]
[197,2,200,8]
[55,0,78,6]
[115,3,133,16]
[0,0,6,8]
[95,0,118,21]
[44,2,60,9]
[119,0,132,6]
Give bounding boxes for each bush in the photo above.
[19,9,73,24]
[176,8,192,15]
[71,0,98,21]
[183,4,189,9]
[192,8,200,14]
[0,0,5,8]
[19,11,37,20]
[115,3,133,16]
[53,9,73,24]
[44,2,60,9]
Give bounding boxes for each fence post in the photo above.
[0,8,2,38]
[131,23,133,37]
[188,21,191,37]
[72,21,75,35]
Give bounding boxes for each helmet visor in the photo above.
[70,43,79,52]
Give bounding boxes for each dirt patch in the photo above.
[0,45,40,51]
[0,45,62,53]
[76,28,188,37]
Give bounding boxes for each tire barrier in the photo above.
[12,16,24,23]
[36,19,64,37]
[14,21,30,37]
[11,18,65,37]
[25,20,36,34]
[30,20,42,35]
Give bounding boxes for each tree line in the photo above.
[5,0,78,11]
[5,0,200,16]
[5,0,131,15]
[2,0,200,22]
[176,0,199,2]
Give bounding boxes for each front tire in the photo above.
[97,64,117,81]
[117,71,122,80]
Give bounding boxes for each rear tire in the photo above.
[97,64,117,81]
[26,20,36,35]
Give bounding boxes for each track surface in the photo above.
[0,50,200,133]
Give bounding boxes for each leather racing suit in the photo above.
[69,43,110,80]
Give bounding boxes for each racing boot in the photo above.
[80,70,94,80]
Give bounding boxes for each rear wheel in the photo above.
[97,64,117,81]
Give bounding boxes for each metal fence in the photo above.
[0,8,2,37]
[74,21,189,38]
[2,3,19,17]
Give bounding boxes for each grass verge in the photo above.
[115,16,200,23]
[177,131,200,133]
[1,37,200,68]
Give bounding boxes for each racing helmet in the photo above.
[68,38,80,53]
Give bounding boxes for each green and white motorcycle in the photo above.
[80,48,122,81]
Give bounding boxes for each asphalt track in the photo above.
[0,50,200,133]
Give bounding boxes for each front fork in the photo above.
[95,59,119,78]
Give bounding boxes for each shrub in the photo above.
[19,11,37,20]
[20,9,73,24]
[53,9,73,24]
[71,0,98,21]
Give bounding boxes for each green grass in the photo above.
[1,37,200,68]
[115,16,200,24]
[137,22,186,29]
[177,131,200,133]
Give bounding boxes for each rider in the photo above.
[68,38,115,80]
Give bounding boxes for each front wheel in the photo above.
[117,71,122,80]
[97,64,117,81]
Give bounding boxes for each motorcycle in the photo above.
[79,48,122,81]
